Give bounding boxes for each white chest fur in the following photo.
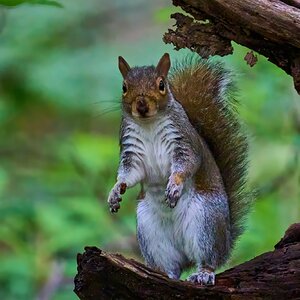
[125,116,180,185]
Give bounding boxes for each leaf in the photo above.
[0,0,25,6]
[27,0,63,7]
[0,0,63,7]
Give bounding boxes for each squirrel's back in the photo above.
[169,56,250,242]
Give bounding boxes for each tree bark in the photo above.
[163,0,300,94]
[74,223,300,300]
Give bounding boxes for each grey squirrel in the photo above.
[107,53,249,285]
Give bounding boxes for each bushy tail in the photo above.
[169,56,250,242]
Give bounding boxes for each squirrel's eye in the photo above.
[159,80,165,91]
[122,83,127,94]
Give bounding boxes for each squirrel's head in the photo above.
[118,53,171,119]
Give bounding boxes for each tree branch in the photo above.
[74,223,300,299]
[163,0,300,94]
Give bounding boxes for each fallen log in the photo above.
[74,223,300,299]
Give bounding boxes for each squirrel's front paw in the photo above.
[108,182,127,213]
[165,174,183,208]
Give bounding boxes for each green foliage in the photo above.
[0,1,299,299]
[0,0,62,7]
[153,6,183,23]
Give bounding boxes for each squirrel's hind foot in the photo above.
[187,269,215,286]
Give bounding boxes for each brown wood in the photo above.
[74,223,300,299]
[163,0,300,94]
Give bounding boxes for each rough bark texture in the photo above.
[74,223,300,300]
[163,0,300,94]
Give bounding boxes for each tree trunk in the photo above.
[163,0,300,94]
[74,223,300,300]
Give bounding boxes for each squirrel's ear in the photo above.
[118,56,131,79]
[156,53,170,77]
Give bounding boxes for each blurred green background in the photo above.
[0,0,299,299]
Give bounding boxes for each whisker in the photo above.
[92,103,121,111]
[92,106,121,118]
[93,104,120,112]
[90,99,121,105]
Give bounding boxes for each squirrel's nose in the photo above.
[136,97,149,116]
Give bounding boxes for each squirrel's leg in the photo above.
[137,196,184,280]
[108,150,144,213]
[177,191,231,285]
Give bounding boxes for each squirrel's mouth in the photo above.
[131,98,158,119]
[131,110,158,119]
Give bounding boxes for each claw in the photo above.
[120,182,127,194]
[108,182,126,213]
